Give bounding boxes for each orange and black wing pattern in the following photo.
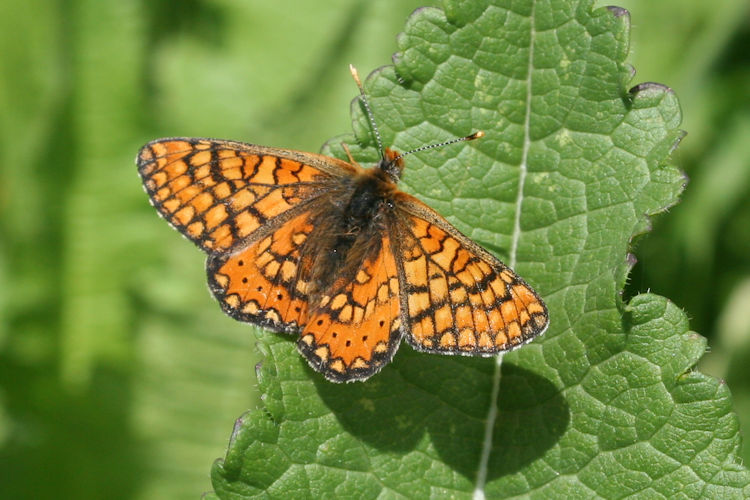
[206,209,318,334]
[137,138,343,253]
[297,235,403,382]
[137,138,346,335]
[393,196,548,355]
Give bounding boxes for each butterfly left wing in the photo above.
[138,137,356,335]
[137,137,350,253]
[206,209,320,334]
[392,195,549,355]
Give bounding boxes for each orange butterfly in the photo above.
[137,66,548,382]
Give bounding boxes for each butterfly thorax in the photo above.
[346,167,397,222]
[298,165,395,302]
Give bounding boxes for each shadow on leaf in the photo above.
[313,344,568,481]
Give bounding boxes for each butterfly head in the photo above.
[380,147,405,182]
[349,65,484,184]
[374,132,486,184]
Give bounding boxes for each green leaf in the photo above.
[206,0,750,498]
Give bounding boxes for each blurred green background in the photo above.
[1,0,748,498]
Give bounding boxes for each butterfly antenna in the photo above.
[389,131,485,165]
[350,64,385,159]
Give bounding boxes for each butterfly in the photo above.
[137,66,548,382]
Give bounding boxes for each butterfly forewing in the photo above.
[137,138,345,252]
[393,195,549,355]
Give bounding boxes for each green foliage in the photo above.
[209,1,749,498]
[1,0,749,499]
[615,0,750,468]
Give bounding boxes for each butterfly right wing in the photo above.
[392,195,549,355]
[297,234,403,382]
[137,137,353,253]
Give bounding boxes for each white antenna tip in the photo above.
[349,64,362,86]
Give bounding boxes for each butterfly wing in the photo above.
[297,235,403,382]
[206,209,321,334]
[137,137,352,252]
[393,195,549,355]
[137,138,354,333]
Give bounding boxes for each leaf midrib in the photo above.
[473,2,537,498]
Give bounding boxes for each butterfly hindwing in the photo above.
[298,235,403,382]
[206,209,319,334]
[393,196,549,355]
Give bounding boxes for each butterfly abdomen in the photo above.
[308,169,395,291]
